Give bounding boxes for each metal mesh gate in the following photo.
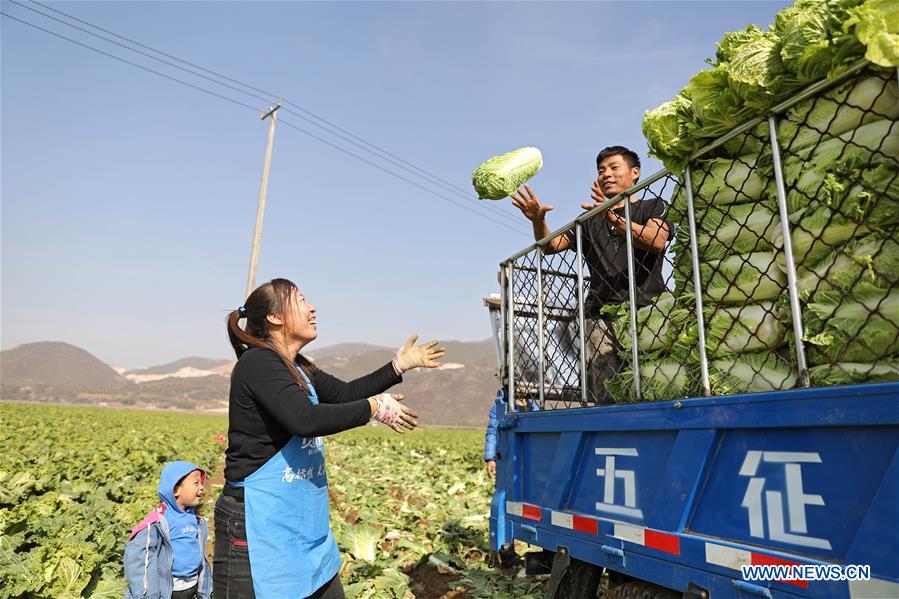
[500,62,898,411]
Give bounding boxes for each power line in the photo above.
[11,0,526,231]
[279,119,527,235]
[1,9,530,235]
[0,11,259,112]
[30,0,279,100]
[278,104,522,227]
[282,104,484,200]
[8,0,272,104]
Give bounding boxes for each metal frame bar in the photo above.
[498,269,508,384]
[684,167,712,396]
[687,59,870,163]
[511,264,579,280]
[768,116,811,388]
[503,61,872,266]
[623,199,642,401]
[769,59,870,115]
[506,261,517,411]
[514,304,579,315]
[506,169,672,264]
[504,309,576,323]
[576,222,588,405]
[536,249,546,406]
[497,60,876,406]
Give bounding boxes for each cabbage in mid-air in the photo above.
[471,147,543,200]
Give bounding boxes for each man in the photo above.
[510,146,670,403]
[484,388,544,570]
[484,388,540,477]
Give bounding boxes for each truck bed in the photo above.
[489,382,899,598]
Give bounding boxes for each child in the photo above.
[124,461,212,599]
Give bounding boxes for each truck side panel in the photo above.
[490,383,899,597]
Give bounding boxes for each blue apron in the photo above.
[230,370,341,598]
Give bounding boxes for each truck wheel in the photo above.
[605,580,680,599]
[547,555,603,598]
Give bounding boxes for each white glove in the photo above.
[371,393,418,433]
[393,334,446,374]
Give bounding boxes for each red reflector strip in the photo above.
[751,553,808,589]
[522,505,542,521]
[644,529,680,555]
[572,515,599,535]
[706,543,809,589]
[550,511,599,535]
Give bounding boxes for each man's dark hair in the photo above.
[596,146,641,171]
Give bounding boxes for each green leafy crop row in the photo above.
[0,404,541,599]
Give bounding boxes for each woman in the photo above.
[214,278,444,599]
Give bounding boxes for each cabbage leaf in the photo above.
[710,351,798,394]
[774,0,866,83]
[778,75,899,154]
[702,252,786,304]
[705,301,787,357]
[804,286,899,364]
[604,358,693,403]
[696,203,780,259]
[718,25,792,109]
[809,360,899,385]
[797,233,899,297]
[773,206,872,270]
[845,0,899,67]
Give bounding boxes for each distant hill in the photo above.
[125,357,232,376]
[0,343,229,410]
[209,362,236,375]
[0,342,131,388]
[312,338,500,427]
[133,375,231,406]
[1,339,502,426]
[306,343,391,360]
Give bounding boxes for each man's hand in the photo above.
[580,178,606,211]
[584,178,623,226]
[511,184,554,223]
[512,183,572,254]
[485,460,496,477]
[394,334,445,373]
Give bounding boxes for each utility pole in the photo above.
[245,101,283,299]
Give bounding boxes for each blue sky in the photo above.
[1,0,790,368]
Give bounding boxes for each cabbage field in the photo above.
[0,403,547,599]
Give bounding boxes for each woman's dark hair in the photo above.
[227,278,316,391]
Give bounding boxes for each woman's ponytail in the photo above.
[227,309,254,359]
[227,279,316,393]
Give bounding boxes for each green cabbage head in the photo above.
[472,147,543,200]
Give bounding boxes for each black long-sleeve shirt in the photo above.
[224,346,402,482]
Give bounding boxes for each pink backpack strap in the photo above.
[128,504,166,541]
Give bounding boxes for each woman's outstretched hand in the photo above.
[393,334,446,374]
[370,393,418,433]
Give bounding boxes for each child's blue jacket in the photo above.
[123,503,211,598]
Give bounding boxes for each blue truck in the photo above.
[487,60,899,598]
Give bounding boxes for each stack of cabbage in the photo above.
[601,293,698,402]
[642,0,898,173]
[607,0,899,402]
